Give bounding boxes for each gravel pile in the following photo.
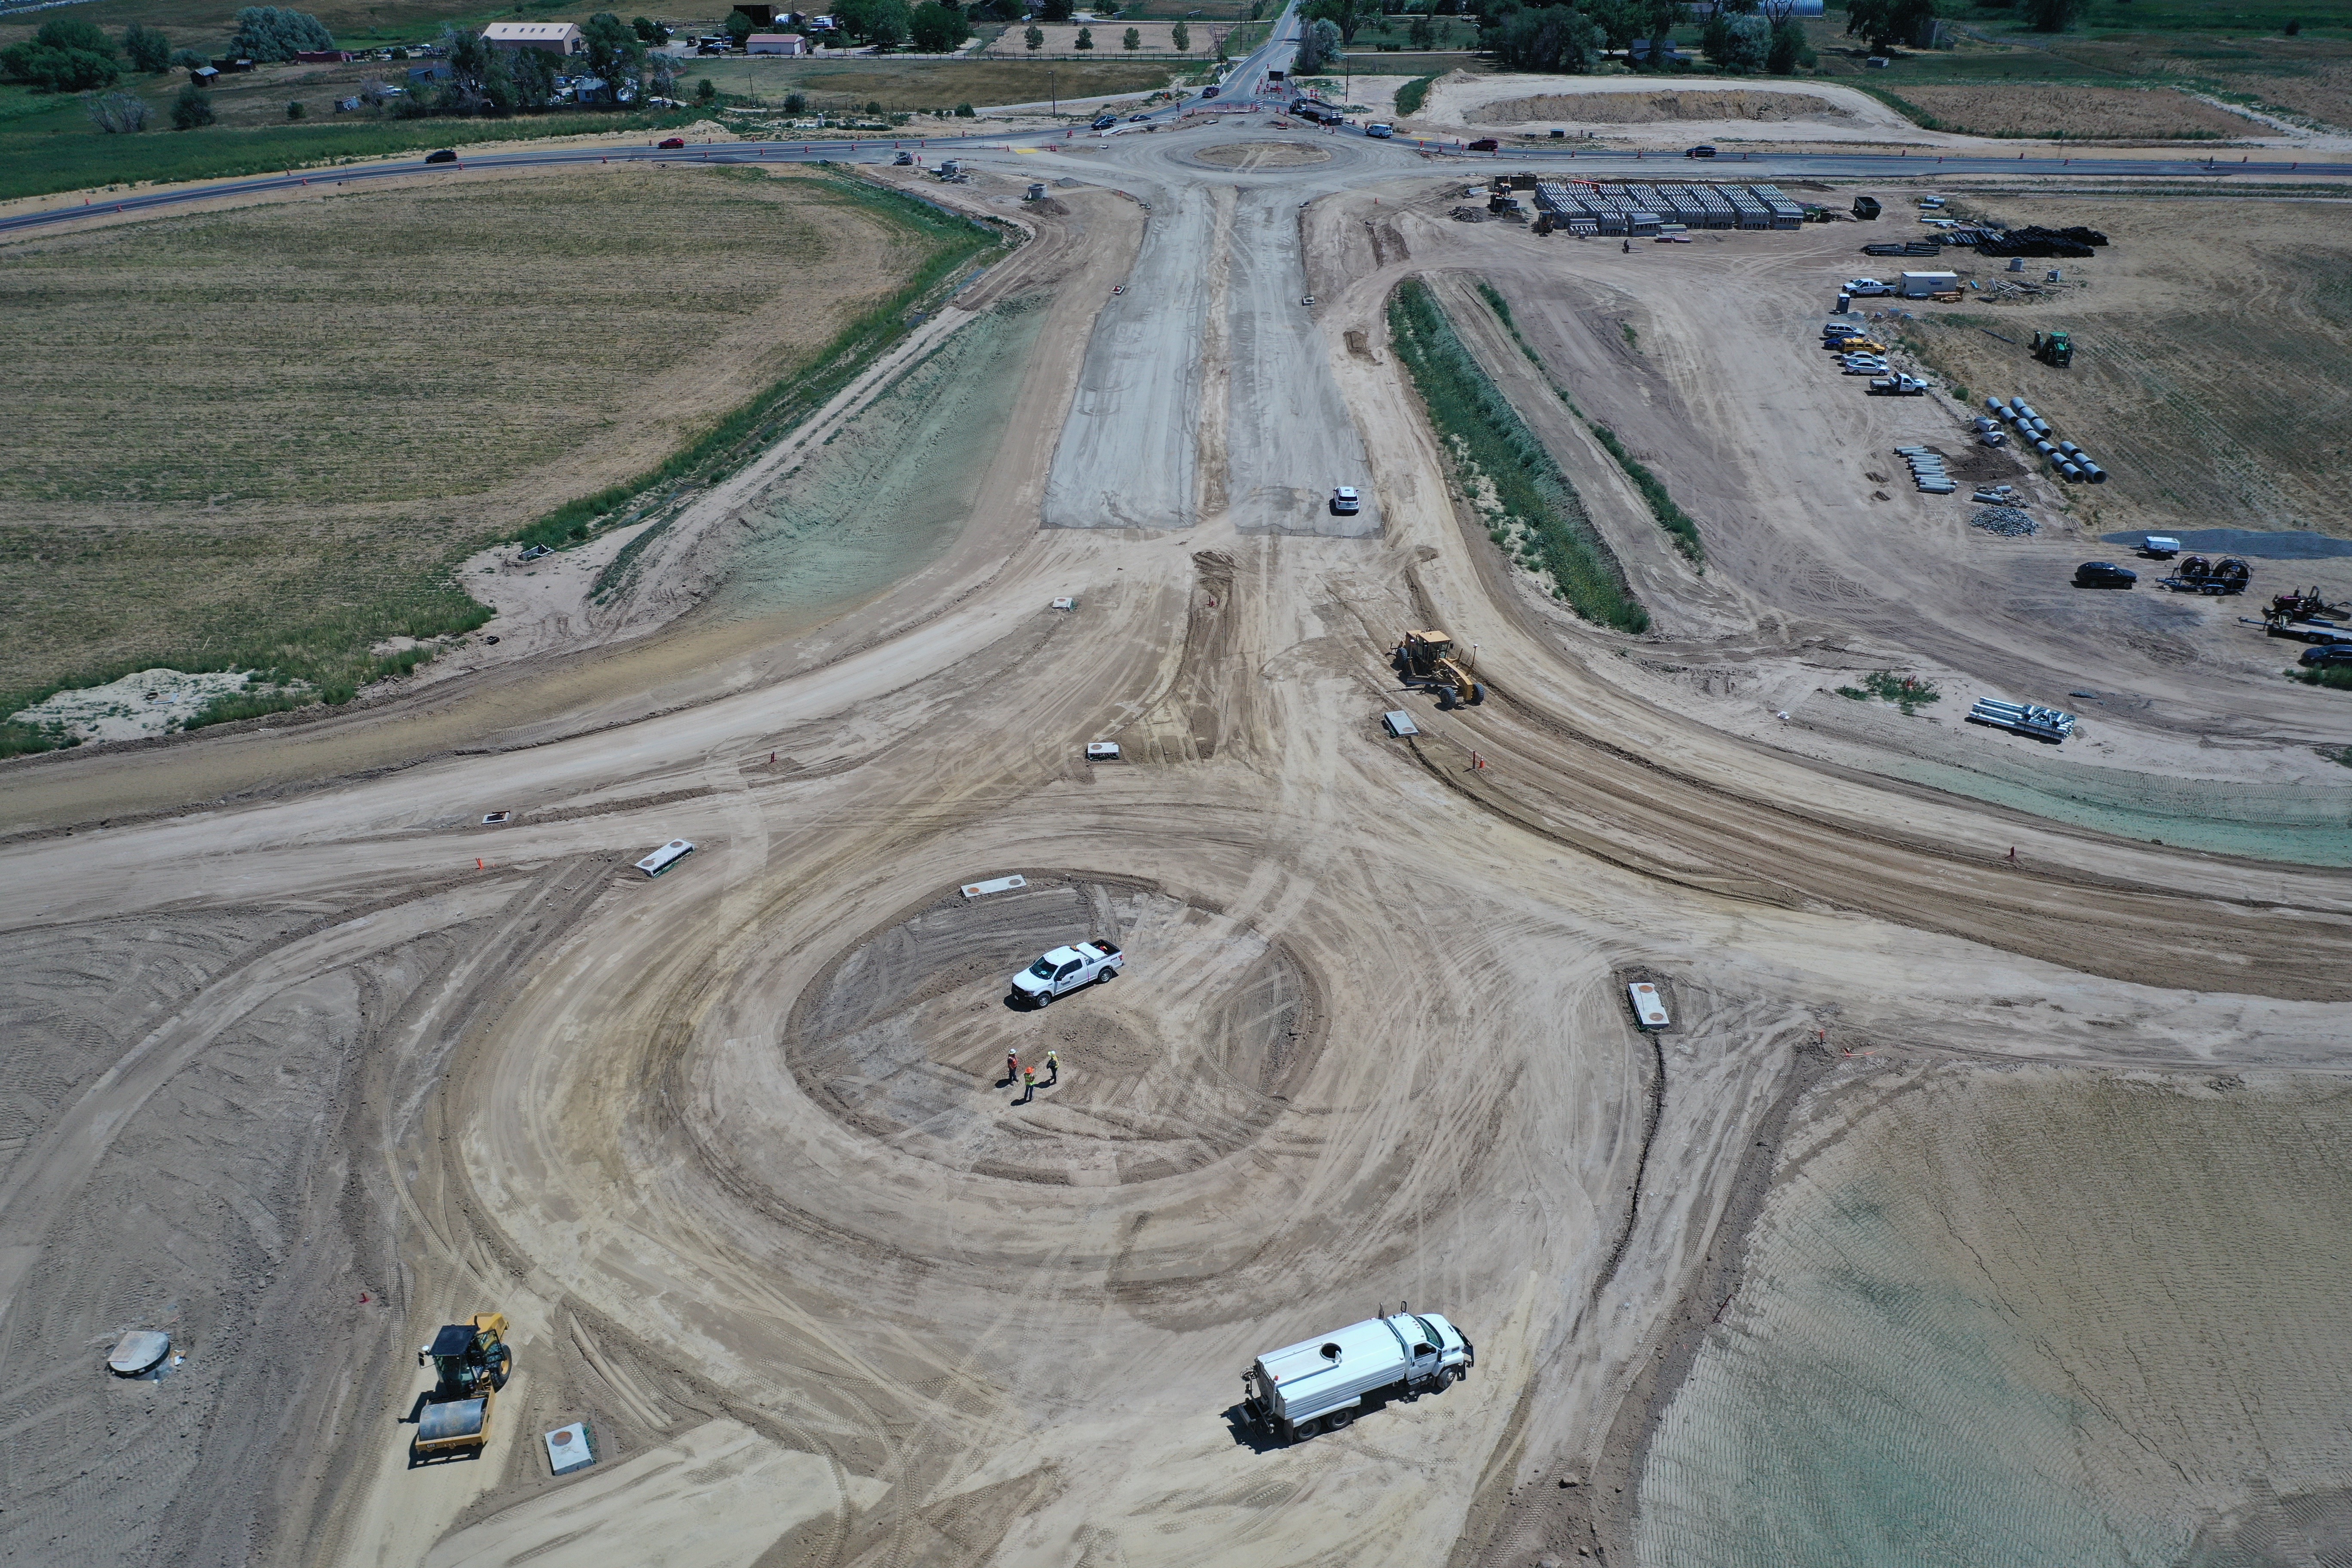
[1971,506,2038,537]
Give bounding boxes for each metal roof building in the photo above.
[483,21,582,54]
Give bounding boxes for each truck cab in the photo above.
[1010,940,1123,1006]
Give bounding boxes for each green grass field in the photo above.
[0,83,701,203]
[674,57,1179,111]
[1798,10,2352,130]
[1969,0,2352,36]
[0,165,995,747]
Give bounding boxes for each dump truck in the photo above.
[1010,940,1123,1006]
[1394,631,1484,709]
[2031,329,2074,368]
[1242,1309,1475,1442]
[412,1313,512,1462]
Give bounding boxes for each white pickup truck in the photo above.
[1009,940,1124,1006]
[1242,1310,1475,1442]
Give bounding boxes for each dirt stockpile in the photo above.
[1469,89,1855,126]
[1893,84,2254,140]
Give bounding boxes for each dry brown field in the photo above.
[0,163,939,704]
[1882,195,2352,543]
[1893,83,2257,138]
[979,21,1205,56]
[2054,32,2352,134]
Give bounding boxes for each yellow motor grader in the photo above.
[1393,630,1485,709]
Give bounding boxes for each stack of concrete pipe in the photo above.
[1982,395,2107,483]
[1895,445,1956,494]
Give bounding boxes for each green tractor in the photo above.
[2031,329,2074,368]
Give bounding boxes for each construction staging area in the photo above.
[5,55,2352,1568]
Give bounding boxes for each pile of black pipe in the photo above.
[1975,225,2107,259]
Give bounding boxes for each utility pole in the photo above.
[1050,67,1056,118]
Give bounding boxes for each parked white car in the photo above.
[1010,940,1124,1005]
[1330,486,1362,515]
[1844,278,1893,296]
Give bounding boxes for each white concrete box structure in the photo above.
[634,839,695,877]
[1899,270,1960,297]
[746,33,808,53]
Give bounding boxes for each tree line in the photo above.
[1269,0,2105,79]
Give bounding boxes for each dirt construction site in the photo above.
[4,68,2352,1568]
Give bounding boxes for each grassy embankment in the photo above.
[1473,282,1704,566]
[1390,279,1646,633]
[525,169,1007,554]
[0,165,1003,755]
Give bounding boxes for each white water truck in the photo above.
[1242,1309,1475,1441]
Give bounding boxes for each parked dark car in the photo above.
[2300,645,2352,667]
[424,148,457,164]
[1467,137,1499,151]
[2073,561,2138,589]
[1685,144,1717,158]
[658,135,686,148]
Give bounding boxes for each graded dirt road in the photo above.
[3,112,2348,1568]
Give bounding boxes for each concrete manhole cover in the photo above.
[1192,141,1334,169]
[787,877,1322,1185]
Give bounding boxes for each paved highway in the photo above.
[8,6,2344,241]
[10,135,2343,239]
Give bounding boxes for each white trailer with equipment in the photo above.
[1242,1310,1475,1442]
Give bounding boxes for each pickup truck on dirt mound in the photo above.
[1243,1310,1475,1442]
[1010,940,1123,1005]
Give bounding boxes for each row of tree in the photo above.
[2,7,331,94]
[3,18,173,93]
[1290,0,2102,80]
